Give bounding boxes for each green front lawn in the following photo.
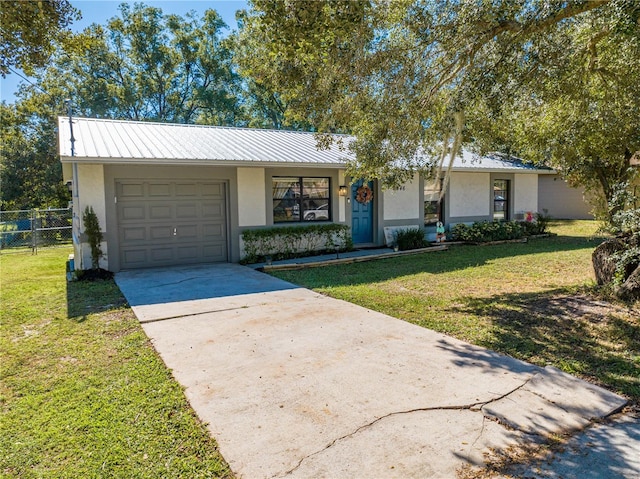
[0,248,233,478]
[271,220,640,404]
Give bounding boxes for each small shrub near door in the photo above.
[395,228,428,251]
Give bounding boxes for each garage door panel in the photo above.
[177,224,198,239]
[203,244,226,260]
[120,204,146,221]
[176,245,199,260]
[203,223,225,239]
[150,225,173,240]
[176,203,198,218]
[202,201,225,218]
[122,249,147,265]
[120,182,145,197]
[149,183,172,196]
[202,183,224,197]
[117,179,228,269]
[149,204,173,220]
[122,227,146,241]
[150,248,173,261]
[176,183,197,196]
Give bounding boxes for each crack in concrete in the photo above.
[277,377,534,478]
[138,305,256,324]
[153,275,214,288]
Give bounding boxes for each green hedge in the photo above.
[241,224,352,264]
[451,216,550,243]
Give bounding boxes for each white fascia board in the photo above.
[59,156,348,169]
[450,167,556,174]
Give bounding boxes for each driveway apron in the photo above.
[116,264,629,479]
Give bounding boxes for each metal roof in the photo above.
[450,149,553,172]
[58,117,552,173]
[58,117,352,166]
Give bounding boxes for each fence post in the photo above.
[31,209,38,255]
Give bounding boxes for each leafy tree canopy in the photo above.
[241,0,639,219]
[1,3,248,209]
[23,3,243,124]
[0,0,80,76]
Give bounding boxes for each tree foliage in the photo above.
[0,103,69,210]
[0,0,80,76]
[2,3,252,209]
[27,3,243,124]
[241,0,640,216]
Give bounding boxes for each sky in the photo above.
[0,0,249,103]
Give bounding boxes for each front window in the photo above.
[424,179,444,225]
[273,177,331,223]
[493,179,510,221]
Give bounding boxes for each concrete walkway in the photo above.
[116,263,634,478]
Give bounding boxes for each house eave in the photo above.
[450,166,556,174]
[59,156,349,169]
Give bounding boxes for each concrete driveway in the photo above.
[116,264,631,478]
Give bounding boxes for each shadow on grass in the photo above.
[448,290,640,403]
[66,278,128,322]
[276,234,606,287]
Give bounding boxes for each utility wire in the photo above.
[6,66,48,95]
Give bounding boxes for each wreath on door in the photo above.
[356,185,374,204]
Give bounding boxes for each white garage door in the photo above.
[116,180,227,269]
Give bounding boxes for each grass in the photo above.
[271,220,640,405]
[2,221,637,477]
[0,248,233,478]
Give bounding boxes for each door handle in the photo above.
[173,227,177,236]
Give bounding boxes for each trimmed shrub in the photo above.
[241,223,352,264]
[451,221,524,243]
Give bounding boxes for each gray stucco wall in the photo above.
[538,175,594,219]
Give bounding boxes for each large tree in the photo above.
[27,3,244,124]
[228,10,314,130]
[1,3,247,209]
[240,0,639,218]
[0,0,79,76]
[0,103,68,210]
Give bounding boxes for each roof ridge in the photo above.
[57,116,353,138]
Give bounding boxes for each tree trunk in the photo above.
[592,238,627,285]
[619,264,640,301]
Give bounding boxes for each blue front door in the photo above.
[351,180,374,244]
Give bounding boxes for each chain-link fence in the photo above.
[0,208,73,253]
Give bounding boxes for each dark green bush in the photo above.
[451,221,524,243]
[82,206,103,269]
[520,210,552,236]
[241,223,352,264]
[395,228,428,251]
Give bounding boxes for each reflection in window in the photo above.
[424,179,444,225]
[273,177,330,223]
[493,179,510,221]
